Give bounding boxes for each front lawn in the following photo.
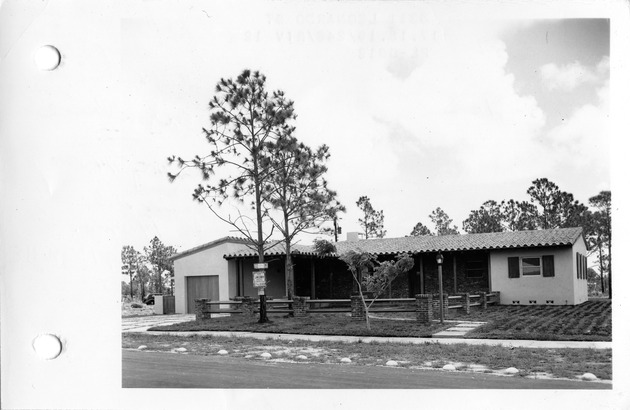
[149,313,451,337]
[150,300,611,341]
[458,300,611,341]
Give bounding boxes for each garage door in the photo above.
[186,275,219,314]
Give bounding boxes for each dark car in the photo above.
[143,294,156,305]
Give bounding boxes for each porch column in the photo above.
[238,259,244,297]
[487,253,492,292]
[419,255,424,294]
[310,257,316,299]
[453,254,457,294]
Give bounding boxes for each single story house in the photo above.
[171,227,589,313]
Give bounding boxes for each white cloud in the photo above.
[539,60,603,91]
[544,79,610,199]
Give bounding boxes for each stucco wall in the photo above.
[173,241,250,314]
[490,245,584,305]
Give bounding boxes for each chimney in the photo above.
[346,232,360,242]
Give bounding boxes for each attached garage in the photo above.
[186,275,219,313]
[172,237,249,314]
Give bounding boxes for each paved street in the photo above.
[122,350,610,389]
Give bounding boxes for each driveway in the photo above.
[122,314,195,332]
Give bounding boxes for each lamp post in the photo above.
[436,252,444,324]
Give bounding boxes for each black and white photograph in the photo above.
[1,1,629,409]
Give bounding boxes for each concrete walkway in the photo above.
[432,321,487,338]
[122,314,611,349]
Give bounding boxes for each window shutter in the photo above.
[542,255,555,277]
[508,257,520,278]
[576,253,580,279]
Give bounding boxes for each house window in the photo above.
[521,257,541,276]
[466,260,485,278]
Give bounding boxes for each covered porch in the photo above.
[226,250,491,300]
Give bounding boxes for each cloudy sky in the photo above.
[120,4,611,254]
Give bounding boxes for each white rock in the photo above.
[296,355,308,360]
[260,352,272,359]
[217,350,228,355]
[581,373,598,381]
[340,358,352,363]
[386,360,399,366]
[504,367,519,374]
[137,345,147,350]
[442,364,456,371]
[174,347,187,352]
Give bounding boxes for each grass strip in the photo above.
[122,332,612,380]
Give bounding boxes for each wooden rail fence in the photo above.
[194,292,500,324]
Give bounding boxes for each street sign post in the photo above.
[253,263,269,323]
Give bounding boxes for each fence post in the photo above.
[195,298,211,321]
[415,294,433,324]
[462,293,470,314]
[351,295,364,321]
[292,296,309,317]
[240,296,255,317]
[479,292,487,310]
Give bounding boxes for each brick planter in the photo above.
[292,296,309,317]
[351,295,364,320]
[239,296,256,317]
[194,298,212,321]
[415,294,433,324]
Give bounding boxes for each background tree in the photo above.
[356,196,386,239]
[121,245,140,300]
[462,200,504,234]
[586,267,605,296]
[319,204,346,242]
[339,251,414,331]
[313,238,337,255]
[429,207,459,235]
[410,222,433,236]
[262,135,344,300]
[136,263,151,300]
[500,199,538,231]
[526,178,589,229]
[143,236,177,295]
[588,191,611,298]
[168,69,297,322]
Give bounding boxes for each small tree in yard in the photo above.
[339,250,414,331]
[168,69,297,323]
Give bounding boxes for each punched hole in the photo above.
[34,45,61,71]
